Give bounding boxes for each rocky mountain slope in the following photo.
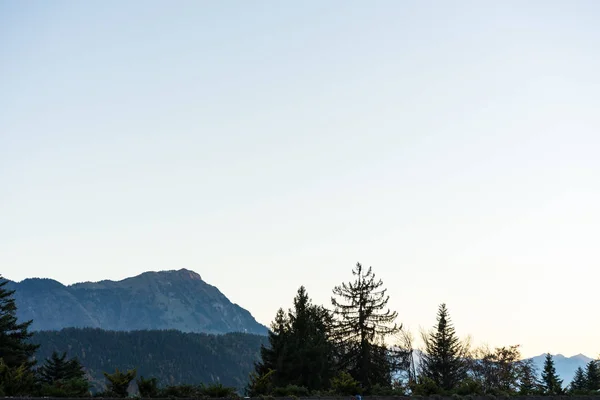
[7,269,267,335]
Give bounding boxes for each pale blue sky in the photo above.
[1,0,599,358]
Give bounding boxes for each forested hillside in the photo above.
[7,269,268,335]
[32,328,267,392]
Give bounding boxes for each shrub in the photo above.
[271,384,309,397]
[411,377,443,396]
[200,382,239,398]
[137,376,159,398]
[330,371,361,395]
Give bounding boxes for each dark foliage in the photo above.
[570,366,587,393]
[585,359,600,391]
[249,286,336,394]
[37,351,90,397]
[420,304,466,391]
[0,275,39,369]
[0,275,40,396]
[136,376,159,398]
[331,262,400,390]
[541,353,563,394]
[103,368,136,397]
[32,327,266,392]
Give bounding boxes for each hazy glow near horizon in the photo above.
[1,1,599,359]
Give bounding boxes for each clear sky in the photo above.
[1,0,599,359]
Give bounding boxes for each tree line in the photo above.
[32,328,266,392]
[0,275,248,397]
[1,266,599,397]
[244,262,600,397]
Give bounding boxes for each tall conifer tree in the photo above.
[541,354,563,394]
[253,308,290,388]
[286,286,335,391]
[420,303,466,391]
[570,366,587,393]
[250,287,336,394]
[331,262,399,390]
[0,275,39,369]
[585,360,600,391]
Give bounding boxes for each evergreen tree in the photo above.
[249,286,335,393]
[541,353,563,394]
[39,351,86,383]
[518,358,541,395]
[331,262,400,391]
[569,366,587,393]
[420,303,466,391]
[38,351,89,397]
[285,286,336,391]
[103,368,136,397]
[585,360,600,391]
[0,275,39,369]
[251,308,290,389]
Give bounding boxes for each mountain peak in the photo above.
[9,269,267,335]
[169,268,202,281]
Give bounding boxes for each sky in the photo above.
[1,0,599,359]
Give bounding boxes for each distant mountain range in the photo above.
[528,353,595,387]
[6,269,268,335]
[401,350,594,388]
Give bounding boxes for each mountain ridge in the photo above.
[6,269,268,335]
[528,352,595,387]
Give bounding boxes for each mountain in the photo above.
[527,353,595,387]
[32,328,267,392]
[6,269,268,335]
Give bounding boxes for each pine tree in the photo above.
[331,262,400,391]
[420,303,466,391]
[585,360,600,391]
[570,366,587,393]
[38,349,89,397]
[39,351,86,383]
[249,287,336,394]
[541,353,563,394]
[285,286,336,392]
[251,307,290,389]
[0,275,39,369]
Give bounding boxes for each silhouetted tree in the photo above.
[420,303,466,391]
[541,354,563,394]
[251,308,290,390]
[331,262,400,391]
[285,286,336,391]
[249,286,335,393]
[0,275,39,369]
[585,359,600,391]
[569,366,587,393]
[0,275,39,396]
